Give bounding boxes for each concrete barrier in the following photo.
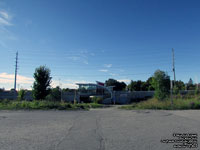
[0,90,18,100]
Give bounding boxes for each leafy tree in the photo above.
[0,88,5,92]
[173,80,185,94]
[151,70,170,100]
[120,82,127,91]
[46,86,61,101]
[32,66,52,100]
[187,78,195,90]
[146,77,155,91]
[188,78,193,85]
[127,79,154,91]
[128,80,146,91]
[127,80,136,91]
[175,80,185,91]
[135,80,143,91]
[105,79,126,91]
[63,88,75,92]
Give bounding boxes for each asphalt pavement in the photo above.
[0,107,200,150]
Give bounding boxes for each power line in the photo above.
[17,71,172,78]
[18,61,172,70]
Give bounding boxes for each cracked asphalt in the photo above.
[0,107,200,150]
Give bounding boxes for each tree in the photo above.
[127,79,154,91]
[0,88,5,92]
[175,80,185,91]
[46,86,61,101]
[63,88,75,92]
[128,80,146,91]
[151,70,170,100]
[188,78,193,85]
[146,77,155,91]
[32,66,52,100]
[187,78,195,90]
[105,79,126,91]
[127,80,136,91]
[173,80,185,94]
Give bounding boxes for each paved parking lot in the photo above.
[0,107,200,150]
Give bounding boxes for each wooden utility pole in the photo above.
[172,48,176,85]
[59,78,63,102]
[171,48,176,106]
[170,80,173,105]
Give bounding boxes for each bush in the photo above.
[46,86,61,101]
[0,100,103,110]
[91,96,103,104]
[195,88,200,95]
[17,89,27,101]
[173,86,179,95]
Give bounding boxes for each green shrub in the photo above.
[91,96,103,104]
[17,89,27,101]
[46,86,61,101]
[195,88,200,95]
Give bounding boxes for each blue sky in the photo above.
[0,0,200,89]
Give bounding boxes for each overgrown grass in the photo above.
[0,100,103,110]
[120,97,200,110]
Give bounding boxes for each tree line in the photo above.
[106,76,197,92]
[30,66,199,101]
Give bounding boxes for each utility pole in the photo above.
[59,79,63,102]
[14,51,18,91]
[171,48,176,106]
[172,48,176,85]
[170,80,173,105]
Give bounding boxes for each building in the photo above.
[76,82,113,104]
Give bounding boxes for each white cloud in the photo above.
[52,79,88,89]
[99,69,108,72]
[0,72,34,90]
[62,83,78,89]
[0,10,12,26]
[0,10,16,48]
[109,73,117,76]
[0,73,93,90]
[104,64,112,68]
[66,49,90,65]
[0,11,10,20]
[117,79,131,84]
[0,17,11,26]
[0,72,34,84]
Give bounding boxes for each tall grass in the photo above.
[121,96,200,110]
[0,100,103,110]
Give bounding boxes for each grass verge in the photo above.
[120,97,200,110]
[0,100,103,110]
